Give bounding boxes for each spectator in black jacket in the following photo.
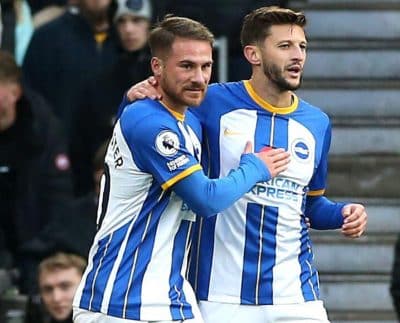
[22,0,119,135]
[0,50,73,293]
[69,0,151,196]
[390,234,400,320]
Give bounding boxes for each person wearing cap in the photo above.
[69,0,152,197]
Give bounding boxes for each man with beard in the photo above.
[123,7,368,322]
[22,0,118,136]
[72,15,289,323]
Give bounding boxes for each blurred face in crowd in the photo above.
[39,267,82,321]
[152,38,213,113]
[258,24,307,91]
[116,15,150,52]
[0,81,21,132]
[80,0,111,15]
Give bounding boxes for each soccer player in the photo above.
[123,7,368,322]
[72,15,290,323]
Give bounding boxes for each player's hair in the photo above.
[148,15,214,58]
[0,50,22,83]
[240,6,306,47]
[38,252,87,277]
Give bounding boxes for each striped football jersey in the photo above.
[73,98,202,321]
[188,81,330,305]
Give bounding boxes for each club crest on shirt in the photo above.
[155,130,180,157]
[291,139,311,163]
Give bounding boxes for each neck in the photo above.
[156,84,187,117]
[249,72,293,108]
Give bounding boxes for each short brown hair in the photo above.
[0,50,22,83]
[240,6,306,47]
[38,252,87,277]
[148,15,214,58]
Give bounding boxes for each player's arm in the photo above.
[306,121,367,236]
[305,195,345,230]
[173,145,288,218]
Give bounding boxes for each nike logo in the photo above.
[223,128,244,136]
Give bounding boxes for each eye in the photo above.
[181,63,192,70]
[279,43,290,49]
[202,62,212,70]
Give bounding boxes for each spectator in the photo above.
[390,234,400,320]
[31,252,86,323]
[69,0,151,196]
[0,50,73,293]
[27,0,68,15]
[0,0,33,64]
[22,0,119,135]
[19,142,108,293]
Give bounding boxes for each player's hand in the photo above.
[243,142,290,178]
[341,203,367,238]
[126,76,162,102]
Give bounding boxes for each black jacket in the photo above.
[391,234,400,320]
[22,11,119,135]
[69,49,151,196]
[0,86,74,291]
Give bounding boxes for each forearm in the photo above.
[305,195,346,230]
[174,154,270,217]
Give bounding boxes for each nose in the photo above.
[191,67,207,85]
[52,288,64,303]
[292,45,305,62]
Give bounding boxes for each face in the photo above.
[153,38,213,112]
[80,0,111,14]
[117,15,149,52]
[39,267,82,321]
[0,81,21,132]
[259,24,307,91]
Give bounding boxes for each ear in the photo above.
[243,45,261,66]
[151,57,163,77]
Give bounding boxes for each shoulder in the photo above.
[297,97,330,125]
[206,81,244,96]
[32,12,71,36]
[119,99,179,138]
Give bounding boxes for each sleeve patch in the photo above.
[155,130,180,157]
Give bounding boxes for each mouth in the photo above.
[184,88,204,94]
[286,65,302,78]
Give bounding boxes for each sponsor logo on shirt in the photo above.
[223,128,244,136]
[155,131,180,157]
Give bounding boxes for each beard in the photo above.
[160,78,205,109]
[262,59,302,92]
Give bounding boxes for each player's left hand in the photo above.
[341,203,367,238]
